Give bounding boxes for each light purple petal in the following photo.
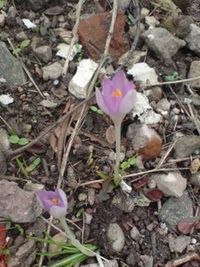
[36,190,56,209]
[118,89,137,115]
[96,88,111,115]
[112,70,135,95]
[56,189,68,209]
[50,206,67,218]
[102,78,113,96]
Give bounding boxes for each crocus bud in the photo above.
[36,189,67,218]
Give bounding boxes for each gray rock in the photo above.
[130,226,141,241]
[8,240,36,267]
[188,61,200,88]
[191,172,200,187]
[0,14,5,27]
[143,27,185,64]
[112,192,135,213]
[174,135,200,158]
[168,234,191,253]
[42,62,63,81]
[185,24,200,56]
[159,192,193,230]
[0,180,42,223]
[107,223,125,252]
[15,31,28,41]
[34,45,52,63]
[27,0,50,11]
[0,42,26,86]
[6,6,17,25]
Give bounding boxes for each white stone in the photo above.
[56,43,81,60]
[22,18,37,29]
[0,94,14,105]
[68,59,98,99]
[127,62,158,86]
[154,172,187,197]
[131,92,162,124]
[120,180,132,193]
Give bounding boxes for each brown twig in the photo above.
[165,252,200,267]
[62,0,84,77]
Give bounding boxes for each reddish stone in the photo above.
[78,12,130,61]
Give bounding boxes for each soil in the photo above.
[0,0,200,267]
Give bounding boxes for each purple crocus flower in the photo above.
[36,189,68,218]
[95,70,136,123]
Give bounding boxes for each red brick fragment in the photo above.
[78,12,130,61]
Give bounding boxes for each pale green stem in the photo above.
[114,121,122,185]
[59,216,94,256]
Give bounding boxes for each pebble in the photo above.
[174,135,200,158]
[0,14,5,27]
[107,223,125,252]
[15,31,28,41]
[112,192,135,212]
[156,98,171,116]
[143,27,185,64]
[68,59,98,99]
[141,8,150,19]
[188,61,200,88]
[154,172,187,197]
[185,24,200,56]
[145,86,162,102]
[168,234,191,253]
[34,45,52,63]
[0,180,42,223]
[48,232,67,253]
[191,172,200,187]
[42,62,63,81]
[131,92,163,124]
[145,16,160,28]
[130,226,141,241]
[78,193,87,202]
[159,192,193,230]
[128,62,158,86]
[127,123,162,160]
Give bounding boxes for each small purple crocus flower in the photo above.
[36,189,67,218]
[95,70,136,123]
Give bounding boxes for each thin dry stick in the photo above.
[7,38,44,98]
[62,0,84,76]
[156,140,177,169]
[145,75,200,88]
[122,167,189,179]
[58,0,118,188]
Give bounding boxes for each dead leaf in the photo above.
[177,217,200,234]
[132,177,148,190]
[105,125,115,144]
[144,188,164,201]
[190,158,200,174]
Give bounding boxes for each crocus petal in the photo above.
[50,206,67,218]
[102,78,113,97]
[56,189,68,209]
[95,88,110,115]
[118,89,137,115]
[112,70,135,94]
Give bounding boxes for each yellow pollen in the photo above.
[112,88,122,97]
[51,197,59,206]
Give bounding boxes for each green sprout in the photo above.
[90,105,103,115]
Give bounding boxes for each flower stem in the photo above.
[59,217,94,256]
[114,121,122,186]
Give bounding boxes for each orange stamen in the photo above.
[51,197,59,206]
[112,88,122,97]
